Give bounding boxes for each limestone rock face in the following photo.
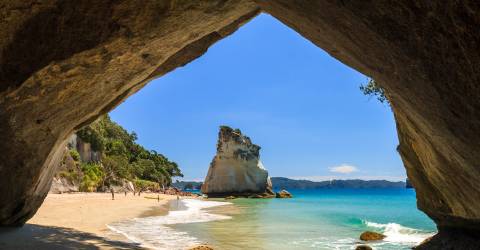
[67,134,101,163]
[201,126,273,197]
[0,0,259,226]
[256,1,480,247]
[49,148,80,194]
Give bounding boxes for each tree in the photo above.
[74,114,182,190]
[360,79,389,104]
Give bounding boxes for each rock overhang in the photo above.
[0,1,479,248]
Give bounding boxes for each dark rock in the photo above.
[275,190,292,198]
[355,245,372,250]
[413,228,480,250]
[359,231,386,241]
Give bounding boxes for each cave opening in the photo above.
[1,1,479,249]
[50,13,435,249]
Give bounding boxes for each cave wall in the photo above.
[1,0,479,246]
[0,0,260,225]
[256,0,480,233]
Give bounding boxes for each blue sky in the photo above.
[110,14,405,182]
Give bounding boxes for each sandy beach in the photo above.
[0,192,177,249]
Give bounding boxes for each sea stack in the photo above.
[202,126,274,198]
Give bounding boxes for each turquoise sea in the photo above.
[108,189,436,250]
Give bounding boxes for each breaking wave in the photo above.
[107,199,231,250]
[363,220,434,244]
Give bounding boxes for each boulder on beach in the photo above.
[275,189,292,198]
[355,245,373,250]
[201,126,274,198]
[360,231,386,241]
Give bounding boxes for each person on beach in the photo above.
[110,188,115,200]
[124,190,127,196]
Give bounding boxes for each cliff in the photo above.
[201,126,274,197]
[49,134,100,193]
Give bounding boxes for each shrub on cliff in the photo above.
[360,79,389,104]
[79,163,104,192]
[69,149,81,162]
[133,179,159,191]
[74,114,182,190]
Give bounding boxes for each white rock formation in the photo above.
[201,126,274,197]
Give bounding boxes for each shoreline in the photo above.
[0,192,178,249]
[106,198,232,250]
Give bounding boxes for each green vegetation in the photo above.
[80,163,104,192]
[133,179,160,191]
[359,79,389,104]
[73,114,182,191]
[69,149,81,162]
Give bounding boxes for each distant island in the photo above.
[271,177,406,189]
[173,181,203,190]
[174,177,407,191]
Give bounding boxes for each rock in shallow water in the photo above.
[275,189,292,198]
[201,126,274,198]
[359,231,386,241]
[355,245,372,250]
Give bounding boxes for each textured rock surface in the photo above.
[0,0,260,225]
[359,231,386,241]
[0,1,480,247]
[67,134,101,163]
[275,189,292,198]
[201,126,273,197]
[414,228,480,250]
[49,146,80,194]
[256,0,480,246]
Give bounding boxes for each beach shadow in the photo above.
[0,224,143,249]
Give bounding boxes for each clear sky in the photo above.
[110,13,406,182]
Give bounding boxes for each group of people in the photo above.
[109,186,196,200]
[110,187,144,200]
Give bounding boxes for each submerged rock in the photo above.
[201,126,274,198]
[275,189,292,198]
[355,245,372,250]
[189,245,214,250]
[360,231,386,241]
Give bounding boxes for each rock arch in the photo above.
[1,0,479,247]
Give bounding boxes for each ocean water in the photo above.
[108,189,436,250]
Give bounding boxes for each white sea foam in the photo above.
[107,199,231,250]
[364,220,434,244]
